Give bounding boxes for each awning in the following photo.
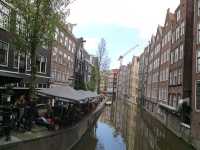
[38,86,98,104]
[0,71,23,85]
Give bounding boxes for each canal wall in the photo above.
[140,110,195,150]
[0,102,105,150]
[143,108,195,149]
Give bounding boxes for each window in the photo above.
[51,69,56,80]
[40,56,47,73]
[198,0,200,16]
[65,37,68,47]
[177,10,181,21]
[176,27,180,41]
[0,41,9,66]
[197,23,200,44]
[178,69,182,84]
[173,95,177,108]
[163,52,166,63]
[68,40,71,50]
[16,14,25,35]
[26,54,31,71]
[166,68,169,81]
[169,72,172,85]
[174,70,177,85]
[170,51,174,64]
[167,49,170,62]
[172,32,175,44]
[179,44,184,59]
[19,52,26,73]
[58,54,63,64]
[180,22,185,36]
[197,50,200,72]
[175,48,179,62]
[0,2,9,30]
[36,55,47,73]
[55,27,59,40]
[168,31,172,43]
[196,80,200,111]
[13,51,19,68]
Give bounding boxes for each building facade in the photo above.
[50,23,77,87]
[74,38,85,89]
[138,53,145,105]
[129,56,139,104]
[105,69,119,99]
[0,0,50,91]
[192,0,200,148]
[139,0,196,148]
[117,65,130,99]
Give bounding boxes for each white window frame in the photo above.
[0,40,9,67]
[13,51,19,69]
[177,9,181,21]
[0,2,10,31]
[26,53,31,71]
[197,23,200,44]
[196,50,200,73]
[37,55,47,74]
[198,0,200,16]
[195,80,200,112]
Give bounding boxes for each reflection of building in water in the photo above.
[99,100,194,150]
[134,110,194,150]
[117,56,139,103]
[100,100,138,150]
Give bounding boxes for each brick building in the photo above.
[140,0,195,147]
[192,0,200,148]
[129,56,139,103]
[0,0,51,91]
[50,23,77,87]
[157,10,174,122]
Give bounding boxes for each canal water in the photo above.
[72,99,195,150]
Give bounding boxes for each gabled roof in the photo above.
[155,25,163,41]
[164,8,175,28]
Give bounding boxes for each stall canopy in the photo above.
[0,71,23,85]
[38,86,98,104]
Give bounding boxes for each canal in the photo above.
[72,99,195,150]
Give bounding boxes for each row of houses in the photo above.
[116,56,139,104]
[0,0,98,95]
[138,0,200,148]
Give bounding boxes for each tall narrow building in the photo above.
[192,0,200,148]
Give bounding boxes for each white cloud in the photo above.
[68,0,179,41]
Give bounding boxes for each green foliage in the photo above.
[75,79,86,91]
[7,0,70,100]
[87,66,97,91]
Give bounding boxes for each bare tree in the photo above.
[96,38,110,94]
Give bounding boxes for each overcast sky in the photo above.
[68,0,180,69]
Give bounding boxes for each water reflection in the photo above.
[72,100,194,150]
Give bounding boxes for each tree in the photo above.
[96,38,110,94]
[87,66,97,91]
[8,0,74,100]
